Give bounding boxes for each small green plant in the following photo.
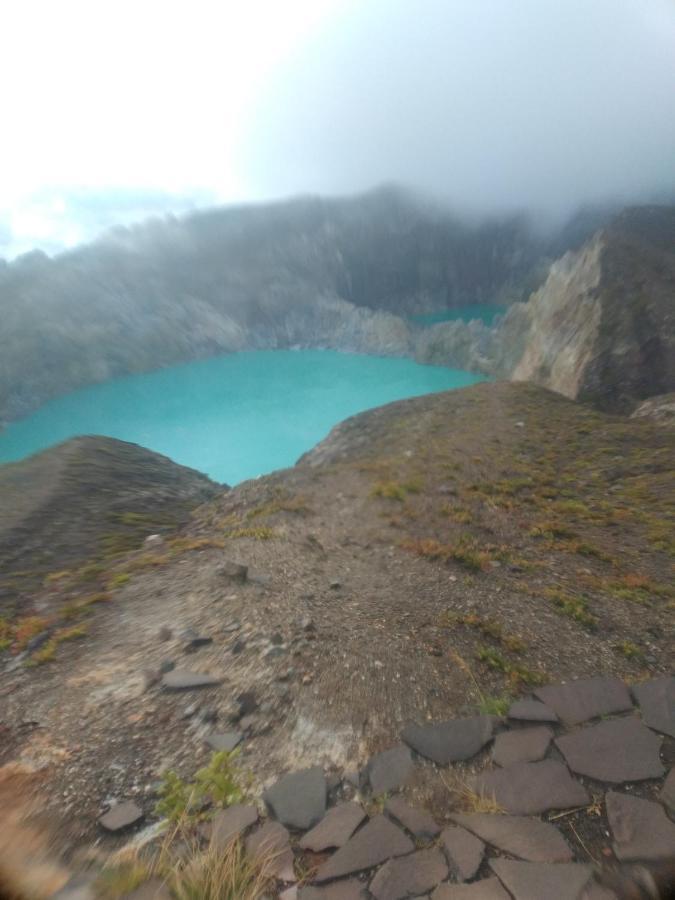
[614,640,644,661]
[224,527,275,540]
[544,588,598,629]
[107,572,131,589]
[477,694,512,716]
[155,752,245,824]
[26,623,88,666]
[371,480,420,501]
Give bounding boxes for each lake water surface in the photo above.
[0,350,485,484]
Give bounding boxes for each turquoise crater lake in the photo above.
[0,351,485,484]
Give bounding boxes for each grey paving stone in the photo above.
[210,804,258,848]
[632,675,675,738]
[439,825,485,880]
[449,812,573,862]
[315,814,414,882]
[534,677,632,726]
[205,731,243,753]
[264,766,326,830]
[299,802,366,851]
[492,726,553,767]
[471,760,589,815]
[370,848,449,900]
[556,717,664,783]
[660,766,675,813]
[299,881,367,900]
[99,801,143,832]
[161,670,223,690]
[401,716,494,765]
[606,790,675,861]
[432,878,510,899]
[245,821,295,882]
[385,796,440,839]
[367,745,414,795]
[507,699,558,723]
[489,860,593,900]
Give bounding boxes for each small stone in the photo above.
[263,645,286,659]
[182,702,200,719]
[271,632,284,645]
[370,848,449,900]
[439,825,484,880]
[367,745,414,795]
[157,626,172,642]
[555,717,664,783]
[264,766,327,830]
[200,707,217,724]
[432,879,510,899]
[217,560,248,582]
[239,714,257,732]
[231,638,246,655]
[300,617,316,632]
[236,691,258,717]
[489,860,593,900]
[158,660,175,674]
[210,804,258,848]
[180,628,212,652]
[660,767,675,813]
[606,790,675,861]
[161,670,223,690]
[632,676,675,738]
[245,821,295,881]
[145,534,164,547]
[492,726,553,767]
[206,732,243,753]
[299,802,366,851]
[315,815,414,882]
[507,699,558,723]
[471,760,589,815]
[402,716,494,765]
[99,800,143,832]
[142,668,161,690]
[449,813,573,863]
[384,796,440,839]
[329,580,342,590]
[534,677,632,726]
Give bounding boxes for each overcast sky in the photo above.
[2,0,674,257]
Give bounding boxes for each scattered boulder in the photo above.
[370,848,449,900]
[631,676,675,738]
[314,815,414,883]
[489,860,593,900]
[439,825,485,880]
[492,726,553,767]
[606,791,675,861]
[555,717,664,783]
[449,813,573,863]
[264,766,327,830]
[534,677,632,726]
[161,670,223,690]
[401,716,494,765]
[206,732,243,753]
[210,804,258,849]
[507,699,558,723]
[99,800,144,832]
[245,821,295,882]
[299,802,366,851]
[471,760,589,815]
[216,560,248,582]
[384,796,440,839]
[367,745,414,795]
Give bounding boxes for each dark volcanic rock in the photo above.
[299,803,366,851]
[492,726,553,767]
[367,745,414,795]
[449,813,573,863]
[217,560,248,582]
[661,767,675,813]
[507,699,558,723]
[299,882,367,900]
[632,676,675,738]
[401,716,494,765]
[534,677,632,726]
[432,879,510,899]
[439,825,485,880]
[245,821,295,882]
[489,860,593,900]
[555,717,664,783]
[606,791,675,861]
[161,670,223,690]
[370,848,449,900]
[210,804,258,848]
[99,800,143,832]
[315,815,414,882]
[206,732,243,753]
[264,766,327,830]
[471,760,589,815]
[384,796,440,839]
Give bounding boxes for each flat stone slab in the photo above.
[632,676,675,738]
[99,800,143,832]
[299,803,366,851]
[556,717,664,783]
[490,860,593,900]
[264,766,326,830]
[161,670,223,690]
[367,745,414,795]
[315,814,414,883]
[299,882,367,900]
[449,813,572,863]
[123,880,172,900]
[210,804,258,848]
[534,677,632,726]
[385,796,440,839]
[439,825,484,880]
[370,848,449,900]
[606,790,675,861]
[245,821,295,882]
[206,731,243,753]
[508,699,558,723]
[432,878,510,899]
[401,716,494,765]
[492,726,553,767]
[661,767,675,813]
[471,760,589,815]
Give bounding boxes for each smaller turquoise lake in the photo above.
[410,304,505,327]
[0,351,485,484]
